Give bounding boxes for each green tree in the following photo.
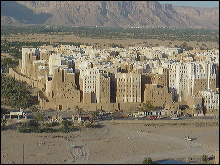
[91,110,99,121]
[1,119,7,130]
[75,106,83,116]
[141,101,156,112]
[61,120,71,127]
[180,42,188,49]
[60,120,72,133]
[185,46,193,51]
[34,113,44,122]
[59,126,72,133]
[26,120,39,128]
[30,105,38,112]
[201,155,209,162]
[1,75,34,109]
[143,157,153,164]
[85,122,93,128]
[194,104,203,114]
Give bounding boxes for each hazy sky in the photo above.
[158,1,219,8]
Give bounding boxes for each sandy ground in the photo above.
[2,34,219,49]
[1,119,219,164]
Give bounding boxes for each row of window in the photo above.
[117,77,139,81]
[118,84,140,87]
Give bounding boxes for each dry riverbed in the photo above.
[1,119,219,164]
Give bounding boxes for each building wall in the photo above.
[214,150,219,164]
[44,67,80,107]
[96,73,110,103]
[143,84,173,107]
[16,46,219,114]
[80,68,99,101]
[186,96,203,109]
[199,91,219,111]
[168,62,218,103]
[164,102,179,111]
[83,92,91,103]
[193,79,207,96]
[209,78,217,92]
[21,48,35,75]
[115,73,141,103]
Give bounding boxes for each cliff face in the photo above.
[1,1,219,29]
[1,16,24,26]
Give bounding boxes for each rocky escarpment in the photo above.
[1,1,219,29]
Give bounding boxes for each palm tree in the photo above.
[194,104,203,115]
[1,75,34,109]
[75,106,83,116]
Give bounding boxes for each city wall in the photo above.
[38,96,141,112]
[8,68,45,91]
[109,118,219,125]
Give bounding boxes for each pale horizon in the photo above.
[159,1,219,8]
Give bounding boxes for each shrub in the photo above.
[30,106,38,112]
[202,155,209,162]
[18,128,32,133]
[34,113,44,122]
[61,120,71,127]
[45,122,60,127]
[60,126,71,133]
[26,120,39,128]
[51,122,60,127]
[42,127,56,133]
[30,127,43,133]
[85,122,93,128]
[1,119,7,130]
[19,126,56,133]
[44,123,52,127]
[93,122,102,128]
[143,157,153,164]
[20,120,42,133]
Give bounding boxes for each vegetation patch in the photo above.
[1,26,218,42]
[1,75,34,109]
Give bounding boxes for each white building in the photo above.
[115,73,141,103]
[200,91,219,111]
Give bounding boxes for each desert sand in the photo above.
[1,119,219,164]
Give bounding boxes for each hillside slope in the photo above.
[1,1,219,29]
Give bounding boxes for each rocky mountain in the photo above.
[1,16,23,26]
[1,1,219,29]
